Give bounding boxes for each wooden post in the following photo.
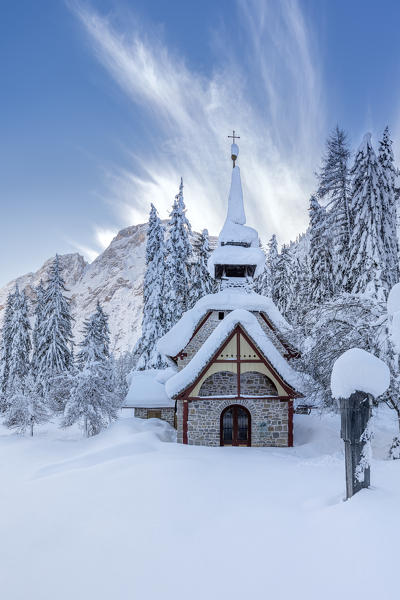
[340,391,372,500]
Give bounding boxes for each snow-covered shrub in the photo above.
[389,435,400,460]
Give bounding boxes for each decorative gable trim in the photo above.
[180,324,301,400]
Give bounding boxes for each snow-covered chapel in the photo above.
[124,138,304,446]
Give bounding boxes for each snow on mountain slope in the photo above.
[0,223,217,355]
[0,224,148,354]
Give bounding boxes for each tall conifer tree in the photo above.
[136,204,167,369]
[31,280,45,377]
[309,195,335,304]
[37,255,73,379]
[254,241,269,297]
[63,306,118,437]
[378,126,399,289]
[190,229,213,307]
[348,133,388,299]
[0,289,16,410]
[317,125,351,291]
[7,287,31,394]
[267,234,279,302]
[163,178,192,330]
[274,245,293,316]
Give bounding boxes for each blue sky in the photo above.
[2,0,400,286]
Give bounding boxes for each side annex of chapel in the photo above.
[125,137,304,447]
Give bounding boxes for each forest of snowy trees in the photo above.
[2,126,400,455]
[0,257,132,436]
[0,179,214,437]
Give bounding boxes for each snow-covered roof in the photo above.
[330,348,390,400]
[158,288,291,358]
[124,368,176,408]
[218,221,259,247]
[165,309,304,399]
[208,245,265,278]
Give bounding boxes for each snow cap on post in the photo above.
[331,348,390,400]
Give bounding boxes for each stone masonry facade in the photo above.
[198,370,278,397]
[199,371,237,396]
[176,397,289,447]
[134,407,175,427]
[240,371,278,396]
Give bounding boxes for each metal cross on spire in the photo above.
[228,130,240,144]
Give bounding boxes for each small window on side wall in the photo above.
[147,410,161,419]
[218,311,224,320]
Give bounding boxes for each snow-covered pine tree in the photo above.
[94,301,110,360]
[267,234,279,303]
[76,302,110,368]
[378,126,399,290]
[309,195,335,305]
[37,255,74,411]
[254,240,269,297]
[4,372,49,435]
[7,286,31,395]
[288,255,310,325]
[2,287,47,434]
[0,289,16,411]
[37,255,73,377]
[63,307,118,437]
[189,228,214,307]
[31,280,45,377]
[163,178,193,331]
[274,244,293,316]
[135,204,167,369]
[348,133,388,300]
[317,126,351,291]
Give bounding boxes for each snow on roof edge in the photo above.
[124,368,176,408]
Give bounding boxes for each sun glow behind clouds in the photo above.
[72,0,326,247]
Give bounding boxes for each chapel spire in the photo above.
[207,134,265,285]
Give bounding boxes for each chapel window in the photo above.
[147,410,162,419]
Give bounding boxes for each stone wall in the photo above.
[199,371,237,396]
[240,371,278,396]
[176,398,289,447]
[134,407,175,427]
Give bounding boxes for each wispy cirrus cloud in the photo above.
[71,0,326,249]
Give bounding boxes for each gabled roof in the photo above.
[165,309,304,399]
[158,289,291,358]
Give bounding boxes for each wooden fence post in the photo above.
[340,391,372,500]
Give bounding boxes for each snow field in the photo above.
[0,410,399,600]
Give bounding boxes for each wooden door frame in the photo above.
[220,404,251,447]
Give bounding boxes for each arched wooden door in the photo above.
[220,405,251,447]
